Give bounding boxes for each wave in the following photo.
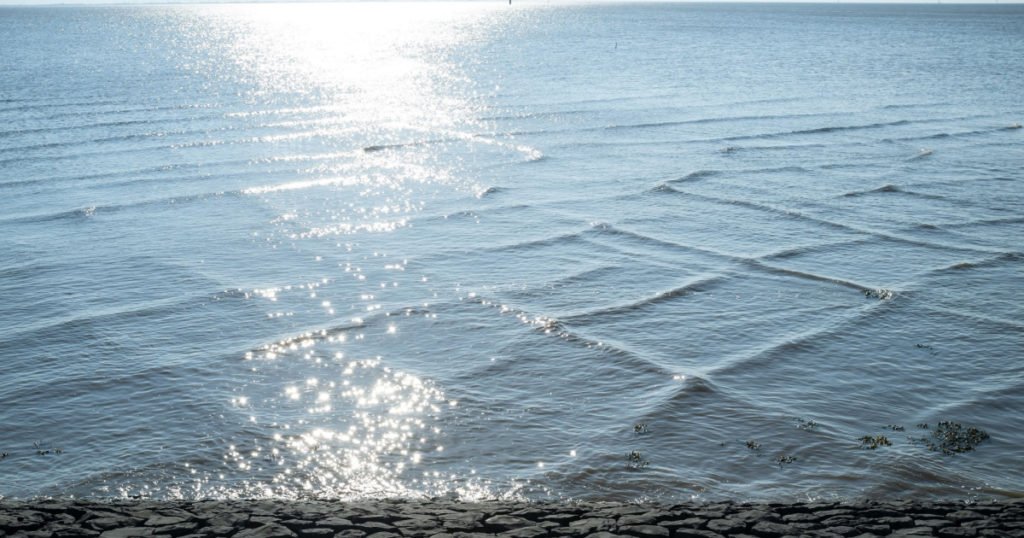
[560,274,730,322]
[907,148,934,160]
[878,102,951,110]
[839,184,968,205]
[0,117,177,140]
[920,304,1024,332]
[941,215,1024,229]
[477,108,595,122]
[247,303,439,360]
[0,292,222,345]
[665,186,996,255]
[475,186,505,198]
[363,133,543,162]
[0,190,243,225]
[840,184,903,197]
[746,260,889,295]
[484,229,599,254]
[719,143,828,154]
[933,252,1021,272]
[670,169,720,183]
[885,124,1022,143]
[599,111,839,133]
[704,300,895,380]
[662,166,810,187]
[0,97,128,114]
[717,119,913,143]
[0,101,220,124]
[458,294,678,380]
[540,265,625,290]
[583,222,737,263]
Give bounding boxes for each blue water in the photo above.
[1,2,1023,502]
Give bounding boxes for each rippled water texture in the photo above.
[1,2,1022,502]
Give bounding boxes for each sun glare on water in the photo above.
[155,2,525,500]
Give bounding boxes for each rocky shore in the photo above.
[2,499,1022,538]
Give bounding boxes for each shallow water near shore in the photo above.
[1,2,1023,502]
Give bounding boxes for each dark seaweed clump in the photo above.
[859,435,893,449]
[915,421,990,455]
[626,450,649,470]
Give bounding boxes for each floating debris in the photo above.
[633,423,649,435]
[863,288,895,300]
[796,418,819,431]
[885,424,905,432]
[916,423,930,429]
[859,435,893,449]
[776,455,797,466]
[626,450,649,470]
[745,440,762,451]
[914,421,990,455]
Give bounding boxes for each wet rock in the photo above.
[781,512,821,523]
[949,512,985,522]
[359,523,397,533]
[367,533,403,538]
[441,513,484,531]
[336,530,368,538]
[856,524,891,535]
[806,531,846,538]
[567,519,616,534]
[234,524,298,538]
[730,511,771,524]
[539,514,576,524]
[861,509,903,518]
[706,519,746,534]
[144,517,189,527]
[281,520,316,531]
[497,526,547,538]
[0,513,45,531]
[892,527,938,536]
[822,516,860,527]
[88,517,146,531]
[816,510,855,519]
[616,514,658,527]
[150,523,198,537]
[484,516,532,531]
[938,528,977,537]
[395,518,441,531]
[670,530,724,538]
[962,519,998,530]
[749,521,796,537]
[99,527,155,538]
[661,518,705,529]
[297,529,334,538]
[616,525,667,537]
[51,526,102,538]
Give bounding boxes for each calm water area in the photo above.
[1,1,1023,502]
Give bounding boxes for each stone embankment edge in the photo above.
[2,498,1023,538]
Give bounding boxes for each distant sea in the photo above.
[1,1,1022,502]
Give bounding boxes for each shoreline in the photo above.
[2,498,1022,538]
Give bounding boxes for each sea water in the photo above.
[1,2,1023,502]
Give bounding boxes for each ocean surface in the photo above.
[1,1,1022,503]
